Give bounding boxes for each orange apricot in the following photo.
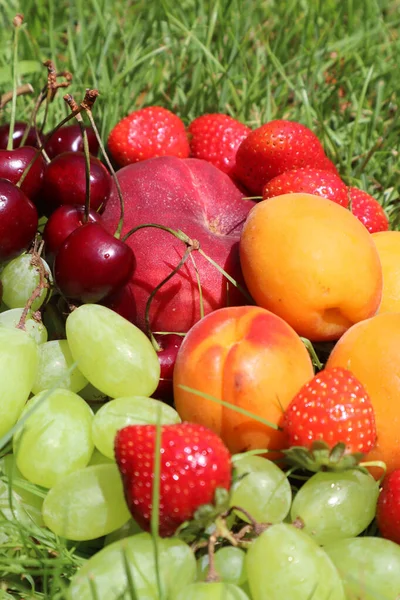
[326,312,400,476]
[173,305,314,455]
[239,193,383,342]
[372,230,400,314]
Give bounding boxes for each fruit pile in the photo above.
[2,15,400,600]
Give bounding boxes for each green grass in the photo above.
[1,0,400,597]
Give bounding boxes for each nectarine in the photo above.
[173,305,314,455]
[372,231,400,314]
[239,193,383,341]
[326,312,400,475]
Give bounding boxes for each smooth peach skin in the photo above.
[173,305,314,455]
[372,231,400,314]
[239,193,383,342]
[326,312,400,476]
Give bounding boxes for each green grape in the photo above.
[88,448,114,466]
[230,455,291,523]
[93,396,181,459]
[42,463,131,541]
[290,469,379,545]
[104,519,143,546]
[68,532,196,598]
[0,455,44,530]
[0,252,52,311]
[197,547,247,586]
[14,388,94,488]
[66,304,160,398]
[246,523,345,600]
[172,582,250,600]
[32,339,88,395]
[0,327,38,438]
[325,537,400,600]
[0,307,48,344]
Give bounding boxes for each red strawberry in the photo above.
[114,422,232,537]
[348,186,389,233]
[107,106,190,167]
[187,113,250,178]
[262,168,349,207]
[376,469,400,544]
[235,119,337,194]
[283,366,377,455]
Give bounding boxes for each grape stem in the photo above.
[16,246,52,331]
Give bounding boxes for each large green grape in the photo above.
[230,455,291,523]
[0,252,52,311]
[14,388,94,488]
[325,537,400,599]
[246,523,345,600]
[0,327,38,439]
[42,464,131,541]
[197,547,247,586]
[290,469,379,545]
[0,307,48,344]
[92,396,181,458]
[172,582,250,600]
[68,532,196,599]
[32,339,88,394]
[66,304,160,398]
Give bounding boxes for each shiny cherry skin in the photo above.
[0,121,43,149]
[0,178,38,262]
[0,146,46,202]
[153,333,184,404]
[41,152,112,216]
[45,125,99,159]
[43,204,103,266]
[102,283,137,324]
[54,222,135,303]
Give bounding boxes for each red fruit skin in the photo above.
[108,106,190,167]
[102,284,137,324]
[283,366,377,454]
[153,333,184,404]
[101,156,255,333]
[263,168,349,208]
[54,223,135,303]
[188,113,250,178]
[348,186,389,234]
[114,423,232,537]
[0,146,45,202]
[42,204,103,266]
[45,125,99,159]
[0,121,43,149]
[376,470,400,544]
[41,152,111,216]
[235,119,336,195]
[0,179,38,262]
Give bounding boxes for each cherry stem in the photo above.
[145,246,194,350]
[80,98,125,238]
[197,247,253,304]
[7,14,24,152]
[16,103,85,189]
[0,84,33,112]
[64,94,91,223]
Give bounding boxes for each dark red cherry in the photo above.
[45,125,99,159]
[102,284,137,324]
[54,223,135,303]
[0,178,38,262]
[41,152,111,215]
[0,146,45,202]
[0,121,43,149]
[152,333,184,404]
[43,204,103,266]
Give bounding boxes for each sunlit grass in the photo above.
[1,0,400,596]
